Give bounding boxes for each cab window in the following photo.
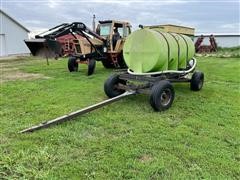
[123,26,131,37]
[117,27,123,37]
[99,24,111,36]
[113,23,124,37]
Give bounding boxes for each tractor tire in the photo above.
[190,71,204,91]
[87,59,96,76]
[119,62,127,69]
[150,80,175,111]
[104,74,126,98]
[101,58,115,69]
[118,53,127,69]
[68,57,78,72]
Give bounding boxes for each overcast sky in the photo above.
[1,0,239,34]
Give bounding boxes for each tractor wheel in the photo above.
[118,53,127,68]
[150,80,175,111]
[104,74,126,98]
[190,71,204,91]
[87,59,96,76]
[101,58,115,69]
[68,57,78,72]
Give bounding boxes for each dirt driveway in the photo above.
[0,56,48,83]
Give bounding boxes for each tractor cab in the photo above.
[97,20,131,52]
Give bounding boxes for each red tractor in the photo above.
[56,34,84,57]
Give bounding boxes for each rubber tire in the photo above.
[87,59,96,76]
[104,74,126,98]
[101,58,115,69]
[150,80,175,111]
[118,53,127,69]
[68,57,78,72]
[190,71,204,91]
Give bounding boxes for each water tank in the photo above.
[123,28,195,73]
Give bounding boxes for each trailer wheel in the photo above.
[190,71,204,91]
[150,80,175,111]
[104,74,126,98]
[68,57,78,72]
[87,59,96,76]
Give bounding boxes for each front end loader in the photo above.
[25,21,132,75]
[67,20,132,75]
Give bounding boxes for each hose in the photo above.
[127,58,197,76]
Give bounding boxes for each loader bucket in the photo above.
[24,39,62,58]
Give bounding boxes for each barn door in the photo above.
[0,34,6,56]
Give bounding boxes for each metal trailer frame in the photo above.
[119,72,191,94]
[107,58,204,111]
[109,58,199,96]
[20,59,204,133]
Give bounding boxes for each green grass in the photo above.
[0,56,240,179]
[218,46,240,52]
[217,46,240,58]
[196,46,240,58]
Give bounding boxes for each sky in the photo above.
[1,0,240,34]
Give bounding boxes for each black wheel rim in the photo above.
[160,88,172,106]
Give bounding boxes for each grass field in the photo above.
[0,56,239,179]
[217,46,240,58]
[196,46,240,58]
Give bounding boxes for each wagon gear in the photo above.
[21,26,204,133]
[106,27,204,111]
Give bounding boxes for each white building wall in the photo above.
[194,36,240,48]
[214,36,240,47]
[0,34,7,56]
[0,11,30,56]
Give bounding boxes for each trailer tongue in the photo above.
[20,90,136,133]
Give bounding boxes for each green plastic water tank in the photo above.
[123,28,195,73]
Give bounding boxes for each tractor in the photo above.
[25,20,132,75]
[67,20,132,75]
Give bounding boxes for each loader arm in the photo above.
[36,22,105,42]
[25,22,106,57]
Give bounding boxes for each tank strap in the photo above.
[179,34,189,66]
[169,33,180,69]
[156,31,170,70]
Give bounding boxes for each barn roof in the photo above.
[0,9,30,32]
